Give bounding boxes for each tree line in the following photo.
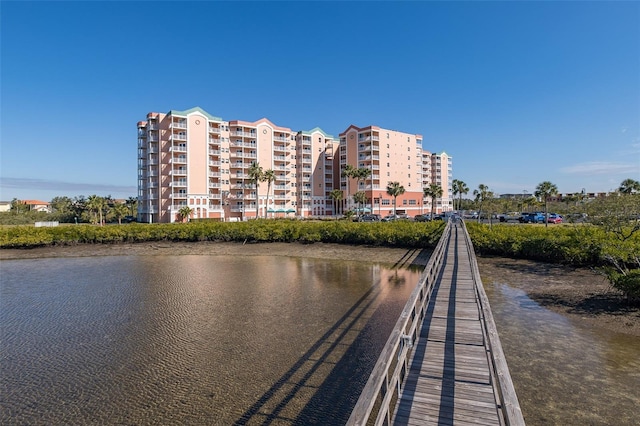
[4,196,138,225]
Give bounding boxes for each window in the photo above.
[387,172,390,176]
[409,200,417,205]
[387,153,390,158]
[382,199,390,206]
[386,133,389,138]
[387,163,390,167]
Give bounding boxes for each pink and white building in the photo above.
[137,107,452,223]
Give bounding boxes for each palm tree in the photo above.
[473,184,491,222]
[534,181,558,228]
[87,195,108,225]
[112,202,129,224]
[619,178,640,194]
[126,196,138,217]
[386,181,405,216]
[341,164,356,211]
[178,205,193,223]
[329,189,343,217]
[452,179,469,212]
[354,168,372,216]
[248,162,264,219]
[353,191,368,215]
[263,169,276,218]
[424,184,443,220]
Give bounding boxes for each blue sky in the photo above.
[1,1,639,201]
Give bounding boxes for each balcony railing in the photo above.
[208,127,221,134]
[170,146,187,152]
[230,131,257,138]
[170,122,187,129]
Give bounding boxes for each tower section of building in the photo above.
[137,107,230,223]
[295,128,339,217]
[227,118,295,219]
[421,150,454,214]
[339,125,424,217]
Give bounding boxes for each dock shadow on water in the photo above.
[0,253,422,425]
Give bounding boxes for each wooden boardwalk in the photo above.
[392,222,504,425]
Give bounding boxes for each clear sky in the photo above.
[1,1,639,202]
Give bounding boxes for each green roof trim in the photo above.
[299,127,334,139]
[168,106,223,122]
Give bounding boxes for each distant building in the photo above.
[137,107,453,223]
[21,200,51,212]
[0,201,11,212]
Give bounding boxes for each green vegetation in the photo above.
[0,220,445,249]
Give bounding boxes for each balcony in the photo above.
[172,157,187,164]
[170,180,187,187]
[208,126,221,134]
[170,169,187,176]
[170,146,187,152]
[209,171,221,177]
[208,149,221,155]
[170,121,187,129]
[209,137,220,144]
[209,160,221,166]
[170,134,187,141]
[230,131,257,138]
[274,136,290,142]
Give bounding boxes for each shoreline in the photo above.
[2,241,638,337]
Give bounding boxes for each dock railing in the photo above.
[346,221,452,426]
[461,220,526,426]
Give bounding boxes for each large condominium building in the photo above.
[137,107,452,223]
[338,126,453,217]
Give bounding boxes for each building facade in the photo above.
[137,107,452,223]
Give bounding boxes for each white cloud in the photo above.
[0,177,136,194]
[561,162,639,176]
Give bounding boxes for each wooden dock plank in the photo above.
[392,224,503,426]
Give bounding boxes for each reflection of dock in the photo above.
[349,221,525,425]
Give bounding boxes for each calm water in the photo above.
[0,255,420,425]
[2,255,639,425]
[480,261,640,426]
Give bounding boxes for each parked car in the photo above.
[519,212,545,223]
[356,214,381,222]
[414,214,431,222]
[498,212,520,222]
[381,214,399,222]
[547,214,563,224]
